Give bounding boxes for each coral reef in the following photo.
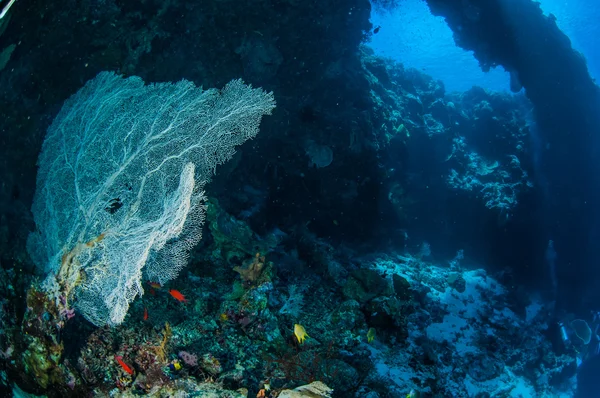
[0,0,593,396]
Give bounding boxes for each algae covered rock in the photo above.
[447,273,466,293]
[392,273,412,301]
[343,269,393,303]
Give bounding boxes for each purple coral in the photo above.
[178,351,198,367]
[60,307,75,320]
[66,371,76,390]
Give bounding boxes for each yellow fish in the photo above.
[294,324,309,344]
[367,327,376,343]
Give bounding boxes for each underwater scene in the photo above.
[1,0,600,396]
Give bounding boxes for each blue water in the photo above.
[369,0,600,93]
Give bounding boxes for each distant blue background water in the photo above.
[368,0,600,93]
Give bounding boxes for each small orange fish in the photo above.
[169,289,187,303]
[147,281,162,289]
[115,355,134,375]
[143,307,148,321]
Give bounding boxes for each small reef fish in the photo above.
[169,289,188,303]
[407,389,420,398]
[147,281,162,289]
[143,307,148,321]
[294,324,309,344]
[115,355,134,375]
[168,360,182,371]
[367,327,376,343]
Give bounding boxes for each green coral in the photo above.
[225,281,246,301]
[342,269,393,304]
[207,198,279,262]
[22,336,62,389]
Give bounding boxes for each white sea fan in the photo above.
[27,72,275,326]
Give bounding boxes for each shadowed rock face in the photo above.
[424,0,600,311]
[577,353,600,398]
